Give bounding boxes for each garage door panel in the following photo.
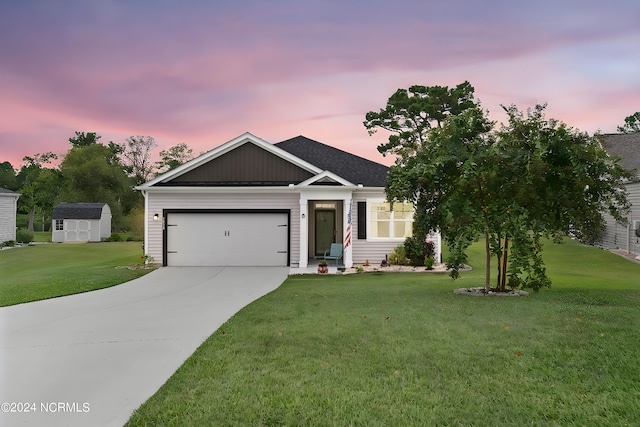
[166,212,288,266]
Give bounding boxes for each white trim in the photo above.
[297,170,354,187]
[366,199,414,242]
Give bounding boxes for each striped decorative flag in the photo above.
[344,200,352,250]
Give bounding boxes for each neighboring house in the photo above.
[598,133,640,256]
[0,188,20,243]
[136,132,441,268]
[52,203,112,243]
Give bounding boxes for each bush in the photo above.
[404,236,437,266]
[105,233,124,242]
[15,228,34,244]
[403,236,425,266]
[388,245,409,265]
[1,240,15,248]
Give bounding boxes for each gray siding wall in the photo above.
[598,182,640,256]
[146,192,300,264]
[0,197,17,242]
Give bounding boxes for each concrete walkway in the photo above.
[0,267,288,427]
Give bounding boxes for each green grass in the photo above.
[126,239,640,426]
[0,242,153,306]
[33,231,52,242]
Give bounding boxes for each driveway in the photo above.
[0,267,288,427]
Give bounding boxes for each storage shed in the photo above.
[52,203,112,243]
[0,188,20,243]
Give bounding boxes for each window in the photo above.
[55,220,64,231]
[368,201,413,239]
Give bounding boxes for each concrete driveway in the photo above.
[0,267,288,427]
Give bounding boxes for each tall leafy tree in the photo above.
[366,83,631,291]
[59,142,132,228]
[121,135,157,186]
[16,153,59,231]
[617,112,640,133]
[156,143,194,175]
[68,131,101,148]
[0,161,18,190]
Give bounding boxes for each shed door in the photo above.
[166,212,289,266]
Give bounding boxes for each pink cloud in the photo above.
[1,1,639,172]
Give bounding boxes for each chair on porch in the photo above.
[323,243,344,267]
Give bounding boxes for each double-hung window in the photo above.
[368,200,413,240]
[55,220,64,231]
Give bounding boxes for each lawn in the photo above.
[126,239,640,426]
[0,242,153,306]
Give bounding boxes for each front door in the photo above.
[315,210,335,256]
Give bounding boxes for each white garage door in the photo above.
[166,212,288,266]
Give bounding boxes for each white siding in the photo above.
[0,195,18,243]
[599,182,640,256]
[146,192,299,264]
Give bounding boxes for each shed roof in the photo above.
[0,187,19,196]
[602,133,640,178]
[52,203,108,220]
[275,136,389,187]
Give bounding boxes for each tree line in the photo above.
[0,132,195,234]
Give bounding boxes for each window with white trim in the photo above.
[368,200,413,239]
[55,220,64,231]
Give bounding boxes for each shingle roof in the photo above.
[275,136,389,187]
[0,187,18,195]
[52,203,107,220]
[602,133,640,178]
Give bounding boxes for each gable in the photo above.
[159,141,314,186]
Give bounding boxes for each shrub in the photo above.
[1,240,15,248]
[105,233,124,242]
[15,228,34,244]
[403,236,424,266]
[404,236,437,266]
[388,245,409,265]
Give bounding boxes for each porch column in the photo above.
[299,199,308,268]
[342,198,353,268]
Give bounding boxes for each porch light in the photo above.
[153,213,159,222]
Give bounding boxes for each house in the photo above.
[0,188,20,243]
[598,133,640,256]
[136,132,441,268]
[52,203,112,243]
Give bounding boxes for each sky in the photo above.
[1,0,639,169]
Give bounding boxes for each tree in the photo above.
[121,135,157,186]
[68,131,101,148]
[366,83,631,291]
[156,143,194,175]
[364,81,476,159]
[16,153,59,231]
[617,112,640,133]
[0,161,17,190]
[59,143,132,229]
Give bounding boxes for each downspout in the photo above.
[142,190,148,257]
[628,215,631,254]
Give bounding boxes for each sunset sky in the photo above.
[1,0,638,169]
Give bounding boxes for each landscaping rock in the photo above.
[453,287,529,297]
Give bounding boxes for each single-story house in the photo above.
[0,188,20,243]
[136,132,441,268]
[598,132,640,256]
[52,202,112,243]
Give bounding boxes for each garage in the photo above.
[165,211,289,266]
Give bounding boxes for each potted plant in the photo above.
[318,260,328,274]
